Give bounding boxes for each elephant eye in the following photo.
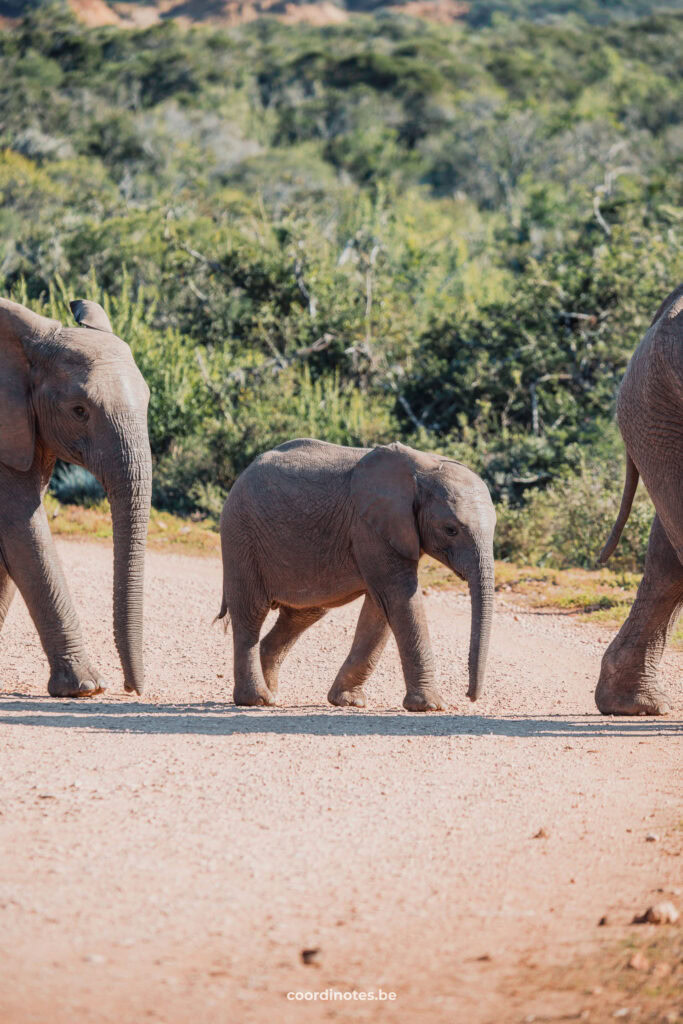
[72,405,88,421]
[445,525,458,537]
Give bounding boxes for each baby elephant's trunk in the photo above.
[466,550,495,701]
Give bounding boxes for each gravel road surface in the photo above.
[0,541,680,1023]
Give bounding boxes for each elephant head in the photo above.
[0,297,152,695]
[351,443,496,701]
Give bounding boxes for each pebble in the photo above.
[645,833,659,842]
[633,901,679,925]
[627,951,649,971]
[83,954,106,965]
[301,948,320,966]
[532,828,549,839]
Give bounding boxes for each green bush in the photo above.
[1,4,681,573]
[495,459,654,570]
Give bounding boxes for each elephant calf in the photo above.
[217,439,496,712]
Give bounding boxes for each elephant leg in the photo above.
[0,563,17,634]
[596,515,683,716]
[328,595,390,708]
[383,583,445,712]
[231,600,275,708]
[260,605,328,696]
[1,504,105,697]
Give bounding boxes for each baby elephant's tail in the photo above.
[598,453,639,564]
[213,595,230,631]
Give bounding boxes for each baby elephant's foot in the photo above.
[328,683,367,708]
[48,662,107,698]
[403,687,446,713]
[233,682,276,708]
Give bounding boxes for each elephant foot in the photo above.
[48,662,107,699]
[233,683,276,708]
[595,683,671,716]
[328,684,367,708]
[261,671,279,697]
[403,687,446,713]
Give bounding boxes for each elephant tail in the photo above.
[213,595,230,632]
[598,453,639,563]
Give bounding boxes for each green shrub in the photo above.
[495,458,654,570]
[1,5,681,575]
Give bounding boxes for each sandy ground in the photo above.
[0,540,680,1024]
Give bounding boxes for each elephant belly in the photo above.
[264,553,365,611]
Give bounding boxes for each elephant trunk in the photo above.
[104,418,152,696]
[465,547,494,702]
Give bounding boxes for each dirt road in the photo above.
[0,541,680,1023]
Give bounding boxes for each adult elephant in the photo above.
[597,284,683,715]
[0,296,152,697]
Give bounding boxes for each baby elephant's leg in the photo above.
[232,602,274,707]
[328,596,390,708]
[260,606,328,695]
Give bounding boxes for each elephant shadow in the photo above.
[0,696,681,738]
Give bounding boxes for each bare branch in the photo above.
[293,257,318,319]
[179,243,225,275]
[593,193,611,236]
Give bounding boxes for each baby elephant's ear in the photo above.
[350,444,420,561]
[70,299,113,333]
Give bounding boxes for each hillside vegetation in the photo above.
[1,2,682,569]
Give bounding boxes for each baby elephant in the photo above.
[218,439,496,712]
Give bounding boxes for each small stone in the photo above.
[645,833,659,842]
[532,828,549,839]
[301,948,320,966]
[84,953,106,965]
[598,915,609,927]
[627,951,649,971]
[633,901,679,925]
[613,1010,630,1019]
[651,961,671,978]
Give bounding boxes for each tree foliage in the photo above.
[1,2,681,568]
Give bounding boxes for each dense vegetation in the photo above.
[1,2,681,568]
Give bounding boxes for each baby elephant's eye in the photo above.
[445,525,458,537]
[72,405,88,421]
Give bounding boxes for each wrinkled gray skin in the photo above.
[218,439,496,712]
[596,284,683,715]
[0,297,152,697]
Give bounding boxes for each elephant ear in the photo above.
[70,299,113,333]
[0,330,34,472]
[350,443,420,561]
